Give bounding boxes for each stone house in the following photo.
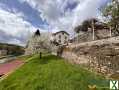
[52,31,69,45]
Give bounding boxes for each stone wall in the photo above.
[73,28,111,44]
[62,36,119,76]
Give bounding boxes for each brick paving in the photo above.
[0,60,24,76]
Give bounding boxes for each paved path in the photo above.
[0,60,24,76]
[0,56,16,64]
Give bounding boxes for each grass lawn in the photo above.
[17,55,33,62]
[0,54,109,90]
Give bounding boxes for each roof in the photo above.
[52,31,69,36]
[34,29,40,36]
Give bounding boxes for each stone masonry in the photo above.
[62,36,119,76]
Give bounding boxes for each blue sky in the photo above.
[0,0,47,28]
[0,0,109,46]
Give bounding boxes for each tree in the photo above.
[74,19,98,33]
[74,18,98,40]
[103,0,119,36]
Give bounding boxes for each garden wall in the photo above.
[62,36,119,76]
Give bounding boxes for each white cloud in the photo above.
[25,0,75,23]
[0,9,37,46]
[20,0,105,35]
[0,0,108,45]
[73,0,102,27]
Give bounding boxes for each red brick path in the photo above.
[0,60,24,76]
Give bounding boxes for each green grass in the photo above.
[17,55,33,62]
[0,55,109,90]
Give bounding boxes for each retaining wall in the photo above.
[62,36,119,76]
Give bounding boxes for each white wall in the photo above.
[53,32,69,44]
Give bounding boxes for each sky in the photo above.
[0,0,109,46]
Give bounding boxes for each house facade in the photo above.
[52,31,69,45]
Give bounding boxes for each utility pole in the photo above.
[109,26,112,37]
[40,52,42,59]
[92,20,95,40]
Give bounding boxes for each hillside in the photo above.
[0,43,24,56]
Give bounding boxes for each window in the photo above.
[58,40,61,43]
[59,35,61,39]
[65,36,67,40]
[64,40,67,44]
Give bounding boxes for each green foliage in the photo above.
[74,18,98,33]
[103,0,119,35]
[0,55,109,90]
